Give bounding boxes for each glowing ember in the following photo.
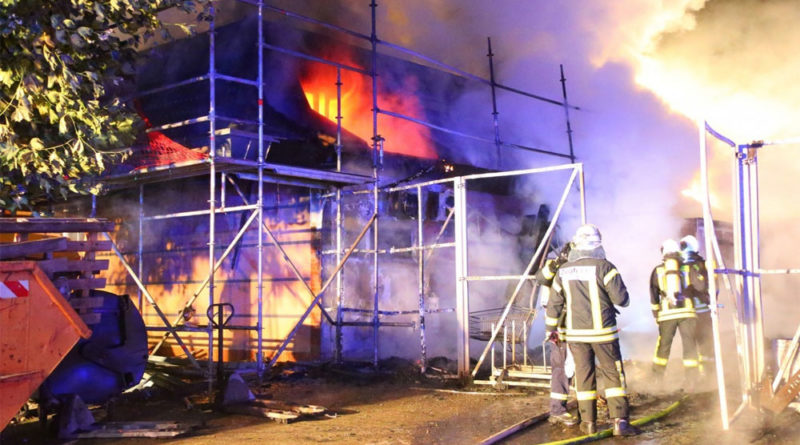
[300,51,436,159]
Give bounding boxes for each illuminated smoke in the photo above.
[195,1,800,364]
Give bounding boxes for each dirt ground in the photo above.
[3,359,800,445]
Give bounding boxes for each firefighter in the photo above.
[680,235,714,379]
[650,239,699,382]
[535,242,578,427]
[545,224,640,436]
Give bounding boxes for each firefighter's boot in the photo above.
[612,418,641,436]
[548,412,578,426]
[579,421,596,435]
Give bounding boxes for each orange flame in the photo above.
[681,174,720,210]
[300,51,436,159]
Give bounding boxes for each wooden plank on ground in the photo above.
[0,237,68,259]
[0,218,115,233]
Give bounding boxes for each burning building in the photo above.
[42,2,582,384]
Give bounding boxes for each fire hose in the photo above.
[534,395,687,445]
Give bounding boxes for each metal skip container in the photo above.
[0,261,91,430]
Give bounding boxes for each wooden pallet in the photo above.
[0,218,115,324]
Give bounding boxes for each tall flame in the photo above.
[300,51,436,159]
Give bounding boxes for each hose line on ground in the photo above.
[535,395,687,445]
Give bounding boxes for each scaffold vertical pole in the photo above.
[454,176,470,379]
[417,185,427,373]
[699,119,729,430]
[560,65,575,164]
[746,147,765,385]
[256,0,265,377]
[335,66,344,363]
[370,0,381,369]
[138,184,144,312]
[207,0,218,395]
[487,37,501,169]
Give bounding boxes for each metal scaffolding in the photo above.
[699,120,800,430]
[91,0,582,392]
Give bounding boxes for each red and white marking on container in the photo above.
[0,280,29,299]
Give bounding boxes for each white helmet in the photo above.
[660,239,680,256]
[572,224,602,250]
[680,235,699,254]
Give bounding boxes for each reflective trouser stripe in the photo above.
[615,360,627,393]
[551,392,569,401]
[605,387,626,398]
[577,390,597,401]
[683,359,699,367]
[657,310,697,322]
[564,333,620,343]
[653,335,667,365]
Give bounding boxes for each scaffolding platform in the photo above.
[99,157,371,191]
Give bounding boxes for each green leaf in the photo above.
[77,26,92,40]
[0,69,13,87]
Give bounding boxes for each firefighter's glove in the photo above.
[547,330,561,344]
[554,242,573,268]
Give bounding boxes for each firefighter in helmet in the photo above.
[535,242,577,427]
[650,239,699,381]
[545,224,640,436]
[680,235,714,379]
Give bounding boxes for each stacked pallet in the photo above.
[0,217,115,326]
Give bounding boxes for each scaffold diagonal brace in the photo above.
[103,232,205,372]
[267,213,377,370]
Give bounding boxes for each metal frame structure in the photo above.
[699,120,800,430]
[93,0,581,392]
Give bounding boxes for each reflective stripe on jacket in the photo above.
[546,255,629,343]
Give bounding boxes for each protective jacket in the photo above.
[650,252,696,322]
[545,247,629,343]
[536,260,565,341]
[681,252,709,314]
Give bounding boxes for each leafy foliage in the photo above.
[0,0,205,212]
